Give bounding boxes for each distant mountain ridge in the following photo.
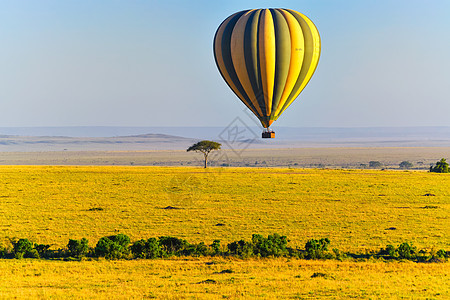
[127,133,189,139]
[0,132,199,152]
[1,126,450,139]
[1,126,450,152]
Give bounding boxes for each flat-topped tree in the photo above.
[187,140,221,168]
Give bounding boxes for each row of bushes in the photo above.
[1,234,448,262]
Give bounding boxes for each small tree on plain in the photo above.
[430,158,449,173]
[399,161,413,169]
[369,161,383,169]
[187,140,221,168]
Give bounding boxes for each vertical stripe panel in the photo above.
[273,9,305,117]
[213,11,261,119]
[269,9,291,120]
[230,10,264,116]
[258,9,276,116]
[275,9,320,118]
[243,10,265,112]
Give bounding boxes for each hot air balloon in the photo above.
[213,9,321,138]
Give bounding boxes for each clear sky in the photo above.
[1,0,449,128]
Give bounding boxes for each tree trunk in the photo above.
[204,154,208,168]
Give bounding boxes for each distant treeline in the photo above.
[1,234,448,263]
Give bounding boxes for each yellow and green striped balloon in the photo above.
[214,8,321,129]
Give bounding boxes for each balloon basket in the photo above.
[262,131,275,138]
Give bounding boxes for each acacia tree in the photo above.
[187,140,221,168]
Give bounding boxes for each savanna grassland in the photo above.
[1,258,448,299]
[1,147,449,169]
[1,165,449,298]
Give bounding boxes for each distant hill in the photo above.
[0,133,199,152]
[1,126,450,151]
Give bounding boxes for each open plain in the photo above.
[1,146,450,169]
[0,164,449,298]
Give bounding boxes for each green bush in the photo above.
[430,158,449,173]
[251,233,288,257]
[210,240,221,255]
[226,234,289,258]
[194,242,208,256]
[95,237,115,258]
[286,247,303,259]
[129,237,211,259]
[34,243,51,258]
[305,238,330,259]
[332,248,346,260]
[146,238,161,258]
[227,240,253,258]
[67,238,89,257]
[380,243,430,261]
[384,244,397,257]
[25,249,40,259]
[159,236,189,256]
[95,234,130,259]
[130,239,147,258]
[12,239,37,259]
[131,238,161,259]
[0,244,10,259]
[397,242,416,259]
[112,234,130,249]
[377,244,396,258]
[436,249,448,259]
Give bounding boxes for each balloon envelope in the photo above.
[214,9,321,128]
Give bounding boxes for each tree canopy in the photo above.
[430,158,449,173]
[187,140,221,168]
[369,161,383,169]
[399,161,413,169]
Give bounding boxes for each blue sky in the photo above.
[1,0,449,128]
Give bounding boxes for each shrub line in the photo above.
[1,234,448,263]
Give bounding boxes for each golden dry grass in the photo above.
[1,166,449,251]
[0,165,449,298]
[1,147,449,168]
[1,258,449,299]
